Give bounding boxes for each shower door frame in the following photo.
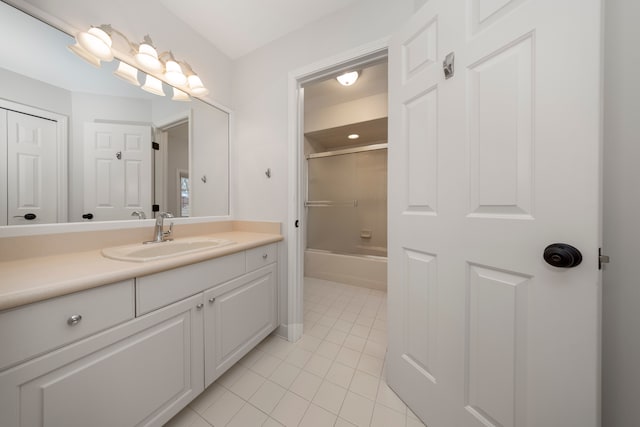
[286,39,389,342]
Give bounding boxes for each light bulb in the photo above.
[336,71,359,86]
[164,60,187,86]
[188,74,209,96]
[77,27,113,61]
[113,61,140,86]
[135,43,162,72]
[141,74,165,96]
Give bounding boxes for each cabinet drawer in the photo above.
[136,252,245,316]
[0,280,134,371]
[246,243,277,271]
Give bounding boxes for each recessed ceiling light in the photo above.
[348,134,360,140]
[336,71,359,86]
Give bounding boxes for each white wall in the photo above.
[231,0,414,330]
[602,1,640,426]
[304,93,388,133]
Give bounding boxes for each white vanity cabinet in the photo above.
[0,241,280,427]
[204,262,277,386]
[0,285,204,427]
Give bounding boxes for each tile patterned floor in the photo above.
[165,277,426,427]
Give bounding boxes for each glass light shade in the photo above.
[113,61,140,86]
[164,60,187,86]
[141,74,165,96]
[336,71,359,86]
[68,42,101,68]
[77,27,113,61]
[172,87,190,102]
[187,74,209,96]
[135,43,162,72]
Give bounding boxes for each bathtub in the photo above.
[304,249,387,291]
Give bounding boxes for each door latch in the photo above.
[599,248,610,270]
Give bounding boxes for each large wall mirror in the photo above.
[0,1,229,228]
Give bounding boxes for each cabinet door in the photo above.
[204,264,277,386]
[0,294,204,427]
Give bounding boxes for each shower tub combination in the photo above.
[304,144,387,291]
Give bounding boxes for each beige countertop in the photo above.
[0,230,282,312]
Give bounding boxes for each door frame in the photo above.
[0,98,68,224]
[154,111,191,218]
[286,38,390,341]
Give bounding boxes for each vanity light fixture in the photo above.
[135,36,163,73]
[113,61,140,86]
[68,42,101,68]
[163,52,188,86]
[141,74,165,96]
[348,134,360,140]
[336,70,359,86]
[77,26,114,61]
[171,87,190,102]
[69,24,209,97]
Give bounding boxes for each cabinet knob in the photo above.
[67,314,82,326]
[196,303,204,310]
[262,253,268,260]
[209,297,216,304]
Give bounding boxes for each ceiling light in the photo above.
[172,87,190,102]
[141,74,165,96]
[77,26,113,61]
[336,71,359,86]
[348,134,360,140]
[164,58,187,86]
[188,74,209,96]
[113,61,140,86]
[135,37,163,73]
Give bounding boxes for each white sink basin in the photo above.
[102,238,235,262]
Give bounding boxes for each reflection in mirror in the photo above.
[0,1,229,227]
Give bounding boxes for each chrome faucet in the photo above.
[145,212,174,244]
[131,210,146,220]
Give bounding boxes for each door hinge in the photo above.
[599,248,610,270]
[152,141,160,150]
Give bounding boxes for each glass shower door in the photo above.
[306,148,387,257]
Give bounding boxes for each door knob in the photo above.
[13,213,36,220]
[543,243,582,268]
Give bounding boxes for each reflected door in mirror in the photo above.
[1,109,59,225]
[83,123,152,221]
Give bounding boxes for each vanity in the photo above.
[0,221,283,427]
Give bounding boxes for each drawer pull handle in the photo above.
[196,303,204,310]
[262,253,268,259]
[67,314,82,326]
[209,297,216,303]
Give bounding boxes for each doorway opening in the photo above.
[154,116,190,218]
[303,60,389,292]
[286,41,388,341]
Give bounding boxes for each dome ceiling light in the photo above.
[336,71,359,86]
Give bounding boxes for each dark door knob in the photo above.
[13,213,37,220]
[82,213,94,220]
[543,243,582,268]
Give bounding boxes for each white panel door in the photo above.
[387,1,602,427]
[6,110,58,225]
[84,123,152,221]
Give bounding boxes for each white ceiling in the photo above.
[159,0,360,59]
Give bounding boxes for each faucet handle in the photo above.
[163,222,174,240]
